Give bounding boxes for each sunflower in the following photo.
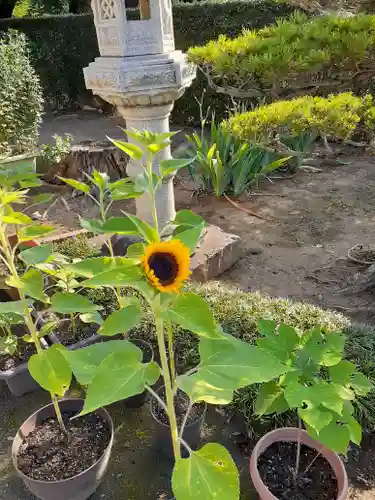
[142,239,191,293]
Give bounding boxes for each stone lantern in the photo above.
[84,0,196,226]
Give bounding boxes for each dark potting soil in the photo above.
[151,388,205,426]
[17,411,111,481]
[0,341,36,371]
[258,441,338,500]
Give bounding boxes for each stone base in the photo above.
[190,226,243,282]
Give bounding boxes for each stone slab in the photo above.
[190,225,243,282]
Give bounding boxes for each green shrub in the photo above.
[52,234,99,260]
[188,13,375,100]
[0,1,298,119]
[224,92,375,153]
[0,30,43,158]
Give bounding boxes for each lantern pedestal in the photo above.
[84,51,195,226]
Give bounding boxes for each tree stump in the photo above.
[43,140,128,184]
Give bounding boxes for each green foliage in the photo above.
[52,234,98,260]
[186,120,288,196]
[225,93,375,152]
[172,443,240,500]
[255,322,372,454]
[0,1,296,117]
[28,344,72,396]
[40,133,72,164]
[0,30,43,158]
[189,13,375,100]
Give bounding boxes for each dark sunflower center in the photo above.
[148,252,179,285]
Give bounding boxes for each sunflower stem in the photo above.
[147,151,159,236]
[155,312,180,460]
[98,190,122,307]
[167,320,176,390]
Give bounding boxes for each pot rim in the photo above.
[12,397,114,485]
[150,385,207,429]
[249,427,349,500]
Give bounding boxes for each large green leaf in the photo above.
[172,443,239,500]
[255,380,289,416]
[179,335,291,404]
[32,193,55,205]
[257,323,300,363]
[160,158,194,178]
[301,328,345,367]
[21,268,48,302]
[18,225,56,241]
[110,183,144,200]
[298,405,332,434]
[79,265,142,288]
[57,177,90,193]
[79,217,105,234]
[2,212,33,225]
[173,223,204,253]
[109,139,143,160]
[177,373,234,405]
[350,373,372,396]
[101,217,138,235]
[28,344,72,396]
[98,302,141,336]
[307,421,351,455]
[166,293,221,339]
[50,292,100,313]
[65,256,136,278]
[62,340,134,385]
[19,243,53,266]
[121,212,159,243]
[0,299,32,314]
[173,210,205,228]
[79,311,103,326]
[79,349,160,416]
[329,361,355,385]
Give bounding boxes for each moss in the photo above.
[52,234,99,260]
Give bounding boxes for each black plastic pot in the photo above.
[0,334,49,397]
[123,339,154,408]
[12,398,114,500]
[150,386,206,460]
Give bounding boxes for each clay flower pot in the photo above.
[250,427,349,500]
[12,398,114,500]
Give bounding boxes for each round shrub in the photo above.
[224,92,375,146]
[0,30,43,158]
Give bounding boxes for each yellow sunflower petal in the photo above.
[142,239,191,293]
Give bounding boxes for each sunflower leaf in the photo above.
[172,443,239,500]
[166,293,221,339]
[173,223,205,253]
[121,212,159,243]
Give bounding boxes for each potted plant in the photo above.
[0,165,114,498]
[38,133,73,175]
[0,31,43,172]
[50,129,294,499]
[250,320,372,500]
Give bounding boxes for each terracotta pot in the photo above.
[250,427,349,500]
[12,398,114,500]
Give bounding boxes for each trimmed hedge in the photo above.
[0,0,297,123]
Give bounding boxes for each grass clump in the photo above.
[52,234,99,260]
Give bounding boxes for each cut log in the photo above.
[43,140,128,184]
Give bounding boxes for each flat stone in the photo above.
[190,226,243,282]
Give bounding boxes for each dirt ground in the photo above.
[34,145,375,325]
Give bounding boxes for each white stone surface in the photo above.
[86,0,196,226]
[91,0,174,57]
